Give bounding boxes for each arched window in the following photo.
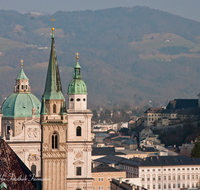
[53,104,56,113]
[31,164,36,175]
[76,126,81,136]
[26,85,28,89]
[21,85,24,89]
[17,85,19,90]
[52,132,58,149]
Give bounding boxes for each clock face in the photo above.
[75,152,82,159]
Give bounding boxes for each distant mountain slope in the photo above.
[0,7,200,106]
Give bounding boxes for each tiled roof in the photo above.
[92,147,126,156]
[166,99,198,109]
[141,156,200,166]
[0,139,36,190]
[93,155,125,164]
[92,164,121,173]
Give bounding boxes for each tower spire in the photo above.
[43,22,64,100]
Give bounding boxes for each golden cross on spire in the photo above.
[50,16,56,31]
[20,59,24,67]
[76,52,79,60]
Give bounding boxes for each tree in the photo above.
[92,109,98,120]
[191,142,200,158]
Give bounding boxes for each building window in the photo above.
[31,165,36,175]
[173,176,175,180]
[77,98,81,102]
[183,184,185,188]
[173,184,175,188]
[178,175,180,180]
[147,185,150,189]
[83,98,86,101]
[22,85,24,89]
[52,132,58,149]
[168,176,171,180]
[142,178,144,181]
[196,175,198,179]
[53,104,56,113]
[187,175,190,180]
[183,175,185,180]
[178,184,180,188]
[158,176,161,180]
[153,185,155,189]
[158,184,161,189]
[164,184,166,189]
[168,184,171,189]
[153,177,155,181]
[70,98,74,101]
[192,175,194,179]
[108,177,110,181]
[26,85,27,89]
[76,126,81,136]
[164,176,166,180]
[76,167,81,176]
[6,126,10,135]
[17,85,19,90]
[147,178,150,181]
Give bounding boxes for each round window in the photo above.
[83,98,86,101]
[77,98,81,102]
[70,98,74,101]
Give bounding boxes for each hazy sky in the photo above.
[1,0,200,22]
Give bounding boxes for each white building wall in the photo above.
[139,165,200,190]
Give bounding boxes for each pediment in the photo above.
[24,119,40,125]
[73,160,84,165]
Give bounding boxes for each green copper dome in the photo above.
[68,60,87,94]
[68,79,87,94]
[1,93,41,118]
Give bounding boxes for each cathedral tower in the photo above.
[41,26,67,190]
[66,53,93,190]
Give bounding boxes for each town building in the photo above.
[92,164,126,190]
[110,178,147,190]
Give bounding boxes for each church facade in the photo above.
[1,26,93,189]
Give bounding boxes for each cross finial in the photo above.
[76,52,79,60]
[20,59,24,67]
[50,16,56,28]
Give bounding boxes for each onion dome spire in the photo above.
[68,53,87,94]
[16,59,28,80]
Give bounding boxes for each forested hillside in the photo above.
[1,6,200,107]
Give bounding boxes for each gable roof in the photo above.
[93,155,125,165]
[140,155,200,167]
[0,139,36,190]
[166,99,198,109]
[92,147,126,156]
[92,164,121,173]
